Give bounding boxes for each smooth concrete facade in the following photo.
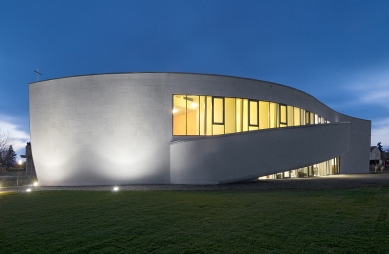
[171,123,351,184]
[29,73,371,186]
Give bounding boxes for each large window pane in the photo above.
[259,101,269,129]
[279,104,287,127]
[213,97,224,124]
[199,96,206,135]
[206,96,212,135]
[269,102,278,128]
[173,95,328,136]
[294,107,300,126]
[305,111,310,125]
[173,95,187,135]
[225,98,236,134]
[236,99,242,132]
[213,125,225,135]
[243,99,248,131]
[186,95,199,135]
[249,100,258,127]
[310,112,315,124]
[287,106,294,127]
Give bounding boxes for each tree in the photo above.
[3,145,17,169]
[0,128,13,167]
[377,142,383,152]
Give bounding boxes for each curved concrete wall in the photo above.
[29,73,370,186]
[171,123,351,184]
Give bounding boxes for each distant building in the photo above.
[370,146,381,162]
[369,146,386,171]
[29,73,371,186]
[20,142,36,175]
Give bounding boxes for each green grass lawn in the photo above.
[1,187,388,253]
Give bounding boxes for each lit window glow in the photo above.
[173,94,330,136]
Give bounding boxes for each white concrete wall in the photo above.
[30,74,172,185]
[29,73,371,186]
[171,123,351,184]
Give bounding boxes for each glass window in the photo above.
[249,100,258,126]
[305,111,310,125]
[294,107,300,126]
[300,109,305,125]
[287,106,294,127]
[259,101,269,129]
[213,124,224,135]
[269,102,278,128]
[186,95,199,135]
[173,94,325,136]
[212,97,224,124]
[310,112,315,124]
[199,96,206,135]
[235,98,242,132]
[225,98,236,134]
[173,95,187,135]
[243,99,248,131]
[279,104,287,127]
[206,96,213,135]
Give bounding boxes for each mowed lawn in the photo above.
[1,187,389,253]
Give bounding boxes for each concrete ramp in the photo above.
[170,123,350,184]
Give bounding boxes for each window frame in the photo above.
[212,96,225,125]
[279,104,288,126]
[248,100,259,127]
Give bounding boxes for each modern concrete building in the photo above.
[29,73,371,186]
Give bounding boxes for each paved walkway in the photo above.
[2,174,389,193]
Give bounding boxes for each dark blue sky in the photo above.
[1,0,389,153]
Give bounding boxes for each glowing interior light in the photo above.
[113,186,119,191]
[33,182,39,187]
[191,102,198,108]
[26,188,32,192]
[172,108,178,114]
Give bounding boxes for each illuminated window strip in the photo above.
[172,94,329,136]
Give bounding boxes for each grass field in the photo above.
[1,187,388,253]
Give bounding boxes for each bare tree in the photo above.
[0,128,13,166]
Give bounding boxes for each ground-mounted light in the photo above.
[33,181,39,187]
[112,186,119,192]
[26,188,32,192]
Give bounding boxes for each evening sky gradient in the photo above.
[1,0,389,155]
